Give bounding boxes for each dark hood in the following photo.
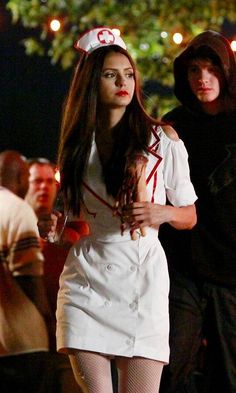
[173,30,236,110]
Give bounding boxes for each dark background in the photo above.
[0,1,72,163]
[1,1,236,164]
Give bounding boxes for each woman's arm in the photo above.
[122,201,197,231]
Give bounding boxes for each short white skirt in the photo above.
[56,231,169,363]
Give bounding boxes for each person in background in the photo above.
[56,26,197,393]
[0,150,50,393]
[25,157,86,393]
[25,158,59,242]
[159,30,236,393]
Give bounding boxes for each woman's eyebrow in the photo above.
[102,67,133,71]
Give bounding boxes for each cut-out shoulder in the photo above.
[162,125,180,141]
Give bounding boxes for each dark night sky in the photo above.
[0,1,72,162]
[1,2,236,164]
[0,2,173,164]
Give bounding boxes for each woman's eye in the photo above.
[102,72,116,78]
[126,73,134,78]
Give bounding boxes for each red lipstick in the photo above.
[116,90,129,96]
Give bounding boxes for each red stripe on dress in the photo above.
[83,182,121,217]
[146,128,162,185]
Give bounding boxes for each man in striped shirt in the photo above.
[0,150,51,393]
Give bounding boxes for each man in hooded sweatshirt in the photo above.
[159,30,236,393]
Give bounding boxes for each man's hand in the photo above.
[37,210,62,242]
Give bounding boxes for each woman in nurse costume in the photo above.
[56,26,197,393]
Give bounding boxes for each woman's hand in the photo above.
[122,202,197,231]
[114,154,148,239]
[121,202,171,230]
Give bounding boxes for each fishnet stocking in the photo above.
[70,351,113,393]
[116,356,164,393]
[70,352,164,393]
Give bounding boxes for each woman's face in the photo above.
[187,58,224,104]
[99,51,135,109]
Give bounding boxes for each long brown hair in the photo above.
[58,45,161,215]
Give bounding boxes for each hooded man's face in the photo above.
[187,58,225,111]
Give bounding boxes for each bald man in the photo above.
[0,150,51,393]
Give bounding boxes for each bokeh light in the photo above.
[172,32,183,45]
[50,19,61,32]
[230,40,236,51]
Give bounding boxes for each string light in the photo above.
[50,19,61,32]
[55,168,61,183]
[160,31,168,39]
[230,40,236,51]
[172,32,183,45]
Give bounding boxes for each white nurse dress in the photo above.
[56,126,197,364]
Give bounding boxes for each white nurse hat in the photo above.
[75,27,127,54]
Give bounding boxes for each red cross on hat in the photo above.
[97,29,115,45]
